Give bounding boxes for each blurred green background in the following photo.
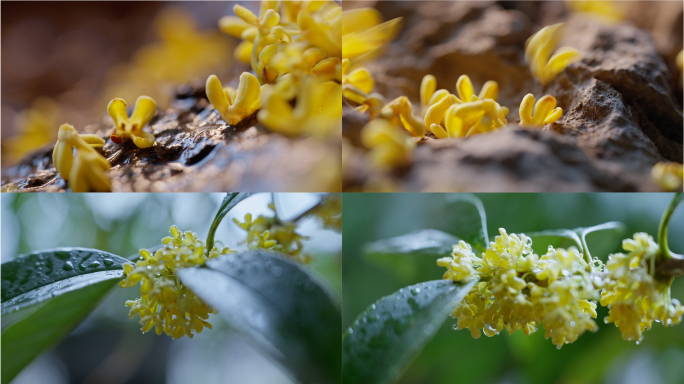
[1,192,341,384]
[343,193,684,384]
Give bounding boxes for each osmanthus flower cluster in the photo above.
[438,229,603,348]
[438,229,684,347]
[601,233,684,342]
[211,1,343,137]
[119,226,233,339]
[233,202,312,264]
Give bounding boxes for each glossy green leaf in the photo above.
[342,278,477,384]
[428,194,489,252]
[178,250,341,384]
[206,192,254,252]
[575,221,625,259]
[527,229,584,252]
[364,229,459,258]
[1,248,128,314]
[1,278,119,384]
[362,230,460,281]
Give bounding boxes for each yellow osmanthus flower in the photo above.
[601,233,684,342]
[438,228,603,348]
[525,23,582,85]
[566,0,624,24]
[107,96,157,148]
[233,203,311,264]
[420,74,509,139]
[3,97,60,163]
[519,93,563,128]
[52,123,110,192]
[442,98,508,138]
[379,96,426,137]
[258,76,341,137]
[309,194,342,232]
[651,162,683,192]
[360,118,415,170]
[119,225,233,339]
[206,73,261,125]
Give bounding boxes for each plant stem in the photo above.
[656,193,684,277]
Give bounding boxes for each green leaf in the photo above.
[342,278,477,384]
[527,229,584,252]
[1,278,119,384]
[206,192,254,252]
[178,250,341,384]
[428,194,488,252]
[362,230,460,281]
[1,248,128,313]
[575,221,625,259]
[364,229,459,258]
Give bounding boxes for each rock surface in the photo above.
[343,1,682,191]
[1,87,341,192]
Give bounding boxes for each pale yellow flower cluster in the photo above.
[438,228,602,348]
[601,233,684,342]
[119,226,233,339]
[233,203,311,264]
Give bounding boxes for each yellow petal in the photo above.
[420,74,437,108]
[206,75,230,118]
[343,84,369,104]
[530,95,557,126]
[130,96,157,132]
[456,75,474,104]
[428,89,450,107]
[341,8,382,36]
[53,139,73,179]
[545,47,582,80]
[107,98,129,131]
[132,131,156,149]
[80,134,105,147]
[430,123,448,139]
[543,107,563,124]
[346,68,375,94]
[218,16,252,37]
[478,80,498,101]
[234,4,259,26]
[518,93,536,126]
[232,72,261,110]
[424,94,456,129]
[445,108,465,138]
[400,112,426,138]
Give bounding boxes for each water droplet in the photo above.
[371,304,376,310]
[63,261,74,271]
[87,261,100,268]
[570,321,576,327]
[78,263,86,271]
[423,324,434,335]
[362,317,367,323]
[452,324,459,330]
[410,288,420,295]
[604,317,609,324]
[556,345,562,350]
[103,258,114,267]
[271,266,283,277]
[147,266,152,270]
[636,338,642,345]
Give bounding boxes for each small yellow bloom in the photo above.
[651,162,683,192]
[443,98,508,137]
[342,8,401,61]
[258,76,341,137]
[206,72,261,126]
[455,75,499,103]
[3,97,60,163]
[52,123,110,192]
[233,203,312,264]
[518,93,563,127]
[107,96,157,148]
[525,23,582,85]
[360,118,415,170]
[379,96,426,137]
